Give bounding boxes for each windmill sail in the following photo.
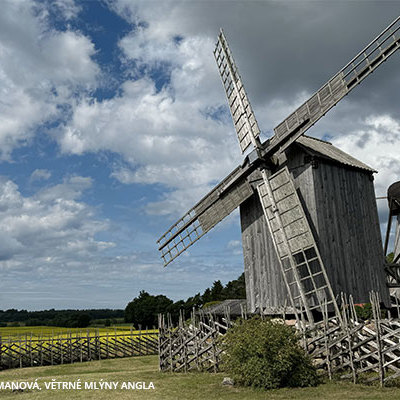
[257,167,340,326]
[266,15,400,157]
[214,29,261,153]
[157,16,400,281]
[157,164,254,266]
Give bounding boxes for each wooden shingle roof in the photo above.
[295,135,376,173]
[201,299,247,316]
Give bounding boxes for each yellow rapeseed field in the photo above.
[0,326,157,341]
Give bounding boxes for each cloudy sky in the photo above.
[0,0,399,310]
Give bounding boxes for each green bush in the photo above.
[354,303,373,321]
[221,317,319,389]
[354,303,387,321]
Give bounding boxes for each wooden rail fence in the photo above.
[0,331,158,370]
[305,292,400,386]
[159,294,400,387]
[158,310,232,372]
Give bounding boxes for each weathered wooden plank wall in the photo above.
[241,144,390,313]
[240,193,288,313]
[311,162,389,306]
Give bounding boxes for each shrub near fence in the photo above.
[0,330,158,370]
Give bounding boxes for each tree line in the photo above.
[0,309,124,328]
[0,273,245,329]
[124,273,246,328]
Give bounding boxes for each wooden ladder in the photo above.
[257,167,341,327]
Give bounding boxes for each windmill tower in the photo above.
[157,17,400,326]
[385,181,400,260]
[384,181,400,290]
[396,218,400,262]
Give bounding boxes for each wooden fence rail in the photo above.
[305,292,400,386]
[158,309,232,373]
[0,331,158,370]
[159,293,400,387]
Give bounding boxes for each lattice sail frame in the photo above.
[157,166,254,266]
[257,167,341,326]
[214,29,261,153]
[157,16,400,272]
[267,15,400,156]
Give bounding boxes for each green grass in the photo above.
[1,356,400,399]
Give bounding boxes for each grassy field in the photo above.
[0,355,400,399]
[0,326,157,340]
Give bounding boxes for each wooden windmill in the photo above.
[157,17,400,326]
[385,181,400,260]
[384,181,400,288]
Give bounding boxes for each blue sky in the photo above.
[0,0,399,310]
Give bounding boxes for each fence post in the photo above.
[341,293,357,384]
[138,325,142,356]
[371,292,384,387]
[87,330,91,361]
[30,334,33,367]
[158,314,162,371]
[322,299,332,380]
[51,336,54,365]
[8,338,12,369]
[40,335,43,366]
[168,316,173,372]
[69,331,73,364]
[114,328,118,358]
[98,329,101,360]
[60,333,64,365]
[19,337,22,368]
[106,333,109,359]
[79,332,83,363]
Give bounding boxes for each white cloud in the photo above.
[51,1,400,246]
[0,175,113,265]
[227,239,242,256]
[49,0,82,20]
[331,113,400,244]
[58,29,242,216]
[36,175,93,202]
[0,0,99,159]
[143,186,211,217]
[0,0,397,308]
[332,115,400,198]
[30,169,51,182]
